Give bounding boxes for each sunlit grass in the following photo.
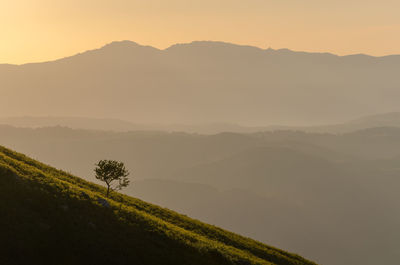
[0,145,316,265]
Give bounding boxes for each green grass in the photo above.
[0,145,317,265]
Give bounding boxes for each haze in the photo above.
[2,1,400,265]
[2,0,400,64]
[2,40,400,126]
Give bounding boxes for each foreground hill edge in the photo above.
[0,145,316,265]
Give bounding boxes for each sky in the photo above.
[1,0,400,64]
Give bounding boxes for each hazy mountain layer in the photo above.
[2,40,400,125]
[5,111,400,134]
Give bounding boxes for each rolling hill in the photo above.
[0,145,316,265]
[175,146,347,196]
[265,112,400,133]
[0,116,271,134]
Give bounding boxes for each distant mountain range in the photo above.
[2,40,400,126]
[3,111,400,134]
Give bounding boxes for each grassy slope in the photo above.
[0,145,316,265]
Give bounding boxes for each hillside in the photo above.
[2,40,400,126]
[0,145,315,265]
[2,126,400,264]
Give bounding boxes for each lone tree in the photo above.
[94,160,130,198]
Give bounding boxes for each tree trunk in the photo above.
[106,184,110,198]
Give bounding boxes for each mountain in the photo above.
[340,112,400,131]
[253,127,400,159]
[0,125,265,180]
[0,145,315,265]
[0,116,140,132]
[0,116,270,134]
[174,146,348,197]
[2,40,400,126]
[4,111,400,134]
[264,112,400,133]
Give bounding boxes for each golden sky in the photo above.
[1,0,400,64]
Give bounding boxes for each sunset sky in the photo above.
[1,0,400,64]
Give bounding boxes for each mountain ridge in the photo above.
[3,40,400,67]
[4,111,400,134]
[3,40,400,126]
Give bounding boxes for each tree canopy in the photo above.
[94,160,130,197]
